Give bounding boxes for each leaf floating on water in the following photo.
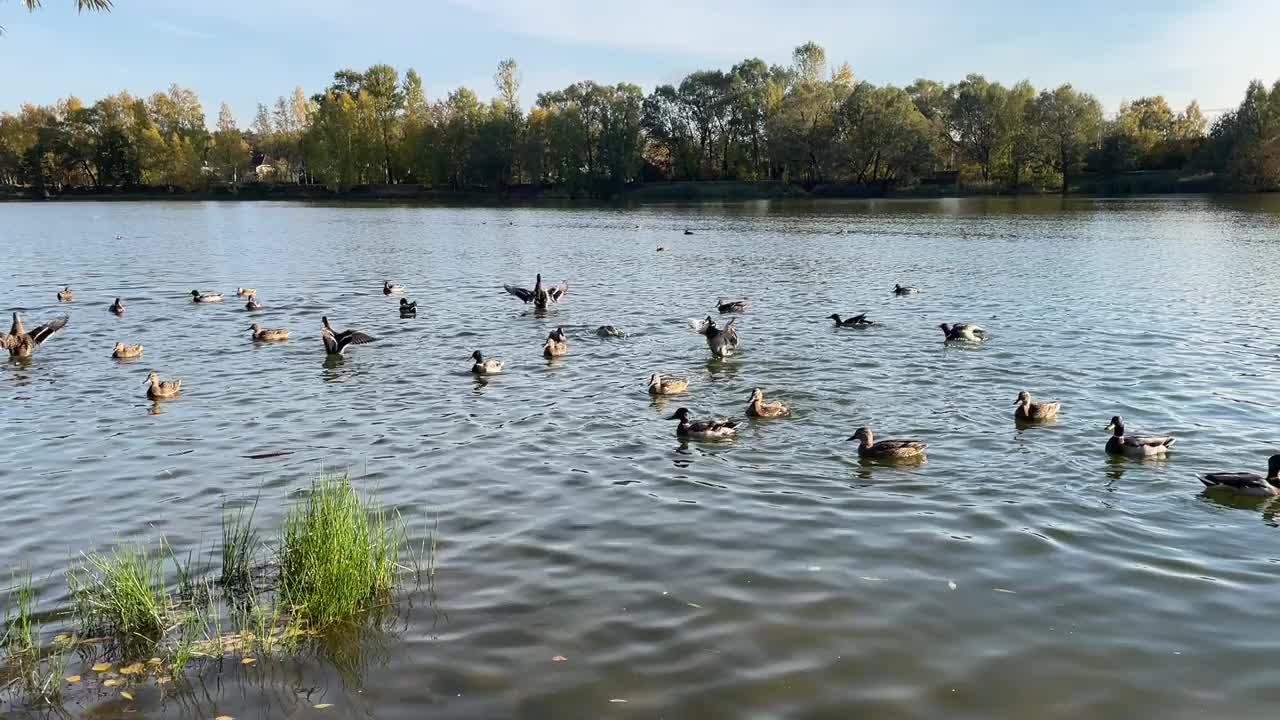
[947,581,957,590]
[121,691,134,700]
[686,602,702,609]
[147,657,162,665]
[314,704,333,709]
[552,655,568,662]
[119,662,145,675]
[807,566,821,572]
[64,675,80,683]
[92,662,112,672]
[53,634,70,643]
[609,698,628,704]
[103,679,119,687]
[214,716,234,720]
[859,576,886,582]
[993,588,1016,594]
[241,657,257,665]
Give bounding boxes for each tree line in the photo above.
[2,42,1279,197]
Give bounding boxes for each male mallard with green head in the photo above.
[668,407,738,439]
[1200,455,1280,497]
[1104,416,1175,457]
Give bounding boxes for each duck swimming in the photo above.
[236,287,256,297]
[399,298,417,318]
[647,373,688,396]
[702,316,739,358]
[746,388,790,418]
[249,323,289,342]
[828,313,874,327]
[109,298,125,315]
[846,427,927,460]
[1014,391,1060,421]
[1104,416,1175,457]
[320,316,375,356]
[191,290,224,303]
[595,325,625,337]
[1,312,68,358]
[504,273,569,310]
[1200,455,1280,497]
[893,284,921,295]
[112,342,143,359]
[245,294,262,310]
[543,327,568,358]
[144,371,181,400]
[717,298,748,314]
[57,286,74,302]
[940,322,986,342]
[470,350,503,375]
[383,281,405,295]
[668,407,738,439]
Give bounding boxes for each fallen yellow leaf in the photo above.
[121,691,134,700]
[241,657,256,665]
[92,662,112,672]
[120,662,145,675]
[215,716,234,720]
[314,704,333,709]
[552,655,568,662]
[147,657,161,665]
[64,675,80,683]
[53,634,70,643]
[103,679,119,687]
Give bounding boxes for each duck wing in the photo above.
[335,331,376,352]
[548,281,568,302]
[722,319,739,347]
[874,439,927,452]
[504,285,534,303]
[29,316,68,345]
[1123,435,1175,448]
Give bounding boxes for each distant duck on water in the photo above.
[399,298,417,318]
[828,313,874,327]
[112,342,143,359]
[893,284,921,295]
[940,322,986,342]
[383,281,405,295]
[846,427,927,461]
[236,287,256,297]
[1014,391,1060,422]
[717,298,748,314]
[1104,416,1175,457]
[470,350,503,375]
[595,325,625,337]
[504,273,569,310]
[245,293,262,310]
[191,290,223,303]
[647,372,688,396]
[110,298,125,315]
[321,316,375,356]
[701,316,739,358]
[668,407,738,439]
[144,371,181,400]
[746,388,790,418]
[57,286,74,302]
[1200,455,1280,497]
[249,323,290,342]
[543,327,568,358]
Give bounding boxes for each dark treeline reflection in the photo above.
[2,42,1278,197]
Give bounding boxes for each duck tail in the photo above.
[1199,476,1216,488]
[1165,438,1177,448]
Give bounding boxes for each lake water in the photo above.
[2,196,1280,719]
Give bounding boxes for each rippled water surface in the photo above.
[3,196,1280,718]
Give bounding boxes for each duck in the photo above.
[383,281,405,295]
[320,316,375,356]
[717,298,748,314]
[470,350,503,375]
[702,316,739,358]
[504,273,569,310]
[109,298,125,315]
[746,388,790,418]
[1200,455,1280,497]
[249,323,289,342]
[647,373,688,396]
[245,294,262,311]
[656,246,667,252]
[111,342,144,359]
[668,407,738,439]
[542,327,568,358]
[595,325,625,337]
[236,287,256,297]
[1104,416,1175,457]
[940,322,986,342]
[846,427,927,460]
[683,229,694,236]
[893,284,921,295]
[828,313,874,327]
[144,371,181,400]
[191,290,224,303]
[1014,391,1060,421]
[399,298,417,318]
[56,286,74,302]
[1,312,69,358]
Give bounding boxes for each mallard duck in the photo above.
[846,427,927,460]
[828,313,874,327]
[702,316,738,357]
[236,287,256,297]
[144,371,181,399]
[504,274,569,310]
[1200,455,1280,497]
[321,316,375,356]
[109,298,125,315]
[191,290,224,303]
[383,281,405,295]
[656,246,667,252]
[595,325,625,337]
[56,286,74,302]
[470,350,503,375]
[668,407,738,439]
[1014,391,1060,421]
[746,388,790,418]
[112,342,143,359]
[1,312,68,358]
[683,229,694,236]
[717,298,748,314]
[1104,416,1175,457]
[245,294,262,311]
[249,323,289,342]
[399,298,417,317]
[543,327,568,358]
[647,373,688,395]
[940,322,986,342]
[893,284,921,295]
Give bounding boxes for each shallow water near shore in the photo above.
[3,195,1280,718]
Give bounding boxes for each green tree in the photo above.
[1029,84,1103,193]
[210,101,249,183]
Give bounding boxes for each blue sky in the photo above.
[2,0,1276,126]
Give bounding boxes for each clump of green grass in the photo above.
[2,573,37,657]
[1,574,66,706]
[221,498,259,595]
[67,544,167,646]
[279,473,401,629]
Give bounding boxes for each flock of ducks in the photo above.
[7,259,1279,499]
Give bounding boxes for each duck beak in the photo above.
[845,435,856,441]
[1013,398,1021,405]
[1104,423,1115,432]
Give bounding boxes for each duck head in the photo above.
[828,313,842,322]
[648,373,661,387]
[846,427,872,443]
[400,298,410,306]
[1268,455,1280,481]
[1014,391,1031,405]
[667,407,691,421]
[748,387,764,402]
[471,350,483,362]
[191,290,201,298]
[144,371,159,385]
[249,323,261,332]
[113,342,124,353]
[1104,416,1124,435]
[938,323,952,335]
